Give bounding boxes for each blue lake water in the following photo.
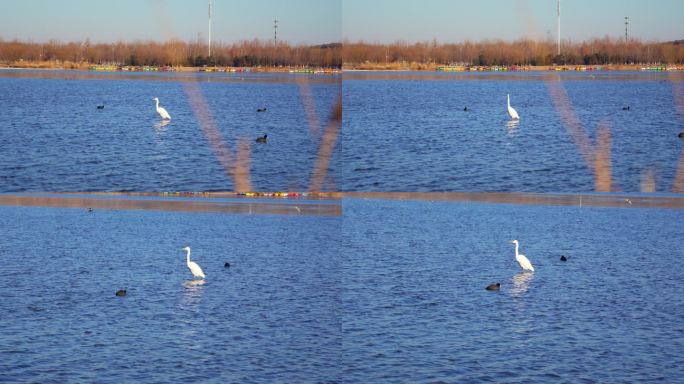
[1,200,682,382]
[340,198,683,383]
[2,70,683,193]
[0,204,342,383]
[1,69,683,383]
[0,70,340,192]
[337,71,684,193]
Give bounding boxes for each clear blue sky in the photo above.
[343,0,684,43]
[0,0,341,45]
[1,0,682,45]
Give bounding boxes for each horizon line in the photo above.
[2,35,682,46]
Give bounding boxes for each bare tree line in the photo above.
[2,36,683,68]
[0,38,342,68]
[343,37,684,66]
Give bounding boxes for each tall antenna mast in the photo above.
[557,0,561,56]
[208,0,212,58]
[624,16,630,44]
[273,19,279,46]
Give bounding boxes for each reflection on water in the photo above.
[184,279,206,288]
[510,271,534,298]
[181,279,206,309]
[509,272,535,335]
[180,279,206,346]
[154,120,171,131]
[505,119,520,136]
[0,193,342,216]
[0,69,339,84]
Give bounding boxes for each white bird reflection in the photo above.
[510,271,534,297]
[181,279,206,309]
[184,279,206,288]
[505,119,520,136]
[154,119,171,131]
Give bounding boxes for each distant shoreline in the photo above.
[342,63,683,72]
[2,61,681,73]
[0,61,340,73]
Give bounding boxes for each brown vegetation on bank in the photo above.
[0,38,341,68]
[343,37,684,68]
[3,36,684,71]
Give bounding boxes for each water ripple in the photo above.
[338,73,682,192]
[0,72,339,192]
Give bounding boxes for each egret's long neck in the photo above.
[185,249,191,263]
[155,99,160,109]
[514,242,519,257]
[507,95,511,108]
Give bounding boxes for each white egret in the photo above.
[182,246,205,279]
[507,94,519,120]
[153,97,171,120]
[510,240,534,272]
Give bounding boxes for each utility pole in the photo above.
[624,16,629,44]
[557,0,561,56]
[273,19,279,46]
[208,0,212,58]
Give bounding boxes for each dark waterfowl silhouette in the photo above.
[463,106,469,112]
[256,134,268,143]
[485,282,501,291]
[622,106,630,111]
[97,105,105,110]
[560,255,568,261]
[678,132,684,138]
[224,262,231,268]
[115,289,127,297]
[257,108,267,112]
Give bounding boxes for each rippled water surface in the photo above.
[340,198,684,383]
[0,204,342,383]
[3,70,683,193]
[1,68,683,382]
[337,71,684,192]
[1,200,682,382]
[0,70,339,192]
